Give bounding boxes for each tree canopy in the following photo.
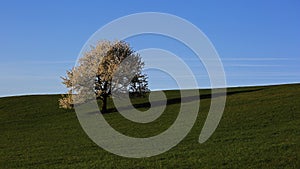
[59,40,149,112]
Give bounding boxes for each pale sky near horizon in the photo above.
[0,0,299,97]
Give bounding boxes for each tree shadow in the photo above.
[101,88,263,114]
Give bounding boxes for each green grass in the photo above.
[0,84,299,168]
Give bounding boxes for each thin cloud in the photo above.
[142,57,298,61]
[0,75,59,80]
[222,57,294,61]
[0,60,75,65]
[25,60,75,64]
[225,64,283,67]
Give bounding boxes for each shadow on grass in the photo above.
[99,88,263,114]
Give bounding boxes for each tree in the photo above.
[129,73,149,97]
[59,40,149,113]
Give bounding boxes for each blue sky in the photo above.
[0,0,299,97]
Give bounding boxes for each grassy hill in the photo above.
[0,84,299,168]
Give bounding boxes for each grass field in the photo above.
[0,83,299,168]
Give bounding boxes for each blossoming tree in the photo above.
[59,40,149,113]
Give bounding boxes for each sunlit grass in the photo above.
[0,84,299,168]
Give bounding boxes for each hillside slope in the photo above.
[0,84,299,168]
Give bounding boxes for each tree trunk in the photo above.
[101,95,107,113]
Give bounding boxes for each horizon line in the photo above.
[0,82,299,99]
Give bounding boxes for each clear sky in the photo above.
[0,0,299,97]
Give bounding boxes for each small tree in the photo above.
[59,40,149,113]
